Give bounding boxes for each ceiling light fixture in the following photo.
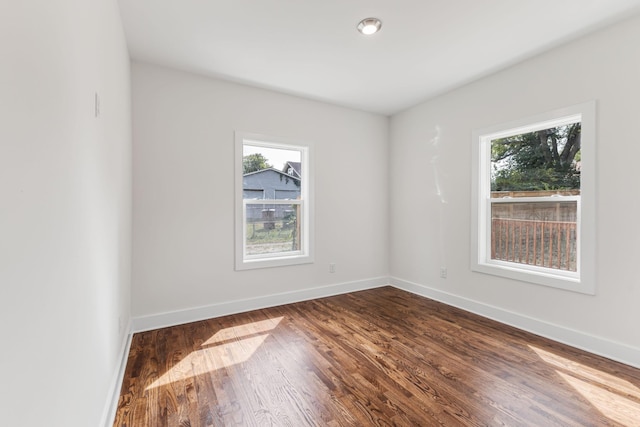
[357,18,382,35]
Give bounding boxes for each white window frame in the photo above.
[235,132,314,270]
[471,101,596,294]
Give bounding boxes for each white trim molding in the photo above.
[390,276,640,369]
[132,277,389,333]
[128,276,639,368]
[101,321,133,427]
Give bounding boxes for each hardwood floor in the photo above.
[114,287,640,426]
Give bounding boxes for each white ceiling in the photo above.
[118,0,640,116]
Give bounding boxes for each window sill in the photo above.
[235,253,314,271]
[472,261,594,295]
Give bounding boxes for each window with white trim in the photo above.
[235,133,313,270]
[471,102,596,294]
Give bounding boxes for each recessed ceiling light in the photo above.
[357,18,382,35]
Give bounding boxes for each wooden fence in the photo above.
[491,218,577,271]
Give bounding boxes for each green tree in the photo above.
[491,123,581,191]
[243,153,272,174]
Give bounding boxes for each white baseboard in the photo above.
[390,276,640,369]
[132,276,389,333]
[100,321,133,427]
[128,275,639,367]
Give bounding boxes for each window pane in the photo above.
[491,123,581,193]
[489,121,581,273]
[243,144,302,201]
[491,201,577,271]
[245,203,301,256]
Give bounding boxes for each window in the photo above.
[471,102,596,294]
[235,132,313,270]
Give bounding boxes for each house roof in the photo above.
[244,167,301,182]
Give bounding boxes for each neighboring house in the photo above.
[243,167,301,199]
[243,168,301,220]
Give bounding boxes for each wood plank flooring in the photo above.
[114,287,640,426]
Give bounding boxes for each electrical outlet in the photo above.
[440,267,447,278]
[329,263,336,273]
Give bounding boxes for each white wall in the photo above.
[132,63,388,320]
[0,1,131,426]
[390,14,640,364]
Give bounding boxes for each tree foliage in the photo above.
[243,153,272,174]
[491,123,581,191]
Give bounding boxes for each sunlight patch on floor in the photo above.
[146,317,284,390]
[558,372,640,427]
[203,316,283,346]
[530,345,640,427]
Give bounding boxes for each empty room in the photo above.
[3,1,640,426]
